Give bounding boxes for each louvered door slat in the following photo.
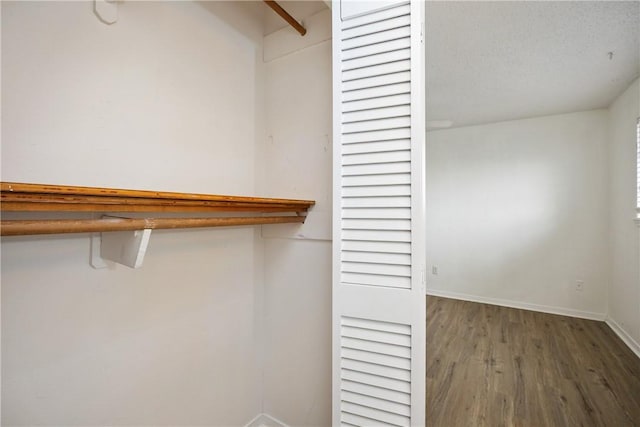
[341,360,411,382]
[341,412,396,427]
[342,348,411,370]
[341,337,411,359]
[342,262,411,277]
[342,141,411,156]
[342,317,410,334]
[343,63,411,85]
[342,326,411,346]
[341,38,411,62]
[342,273,410,289]
[341,402,410,427]
[342,381,411,405]
[342,71,410,93]
[342,173,411,186]
[341,1,410,29]
[342,49,411,72]
[343,150,411,166]
[342,196,411,208]
[341,240,410,254]
[342,128,411,146]
[342,163,411,177]
[342,391,411,416]
[342,229,410,242]
[342,117,410,134]
[342,83,411,104]
[342,26,411,51]
[343,104,410,123]
[341,370,411,394]
[341,12,411,40]
[342,184,411,197]
[343,94,410,115]
[341,251,411,265]
[342,218,411,229]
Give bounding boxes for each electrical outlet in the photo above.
[575,280,584,292]
[432,266,438,275]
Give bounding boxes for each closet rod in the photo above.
[263,1,307,36]
[1,216,305,236]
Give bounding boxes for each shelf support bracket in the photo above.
[90,233,108,269]
[96,216,152,269]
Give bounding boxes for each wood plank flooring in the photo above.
[426,296,640,426]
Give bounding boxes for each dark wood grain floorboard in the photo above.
[426,296,640,427]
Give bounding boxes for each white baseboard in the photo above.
[245,413,289,427]
[605,317,640,359]
[426,288,606,321]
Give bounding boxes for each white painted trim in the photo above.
[426,288,606,321]
[605,317,640,359]
[408,1,427,424]
[244,413,289,427]
[331,2,343,425]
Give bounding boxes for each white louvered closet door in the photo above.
[332,1,425,426]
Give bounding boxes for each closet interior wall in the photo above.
[258,6,333,426]
[2,1,333,425]
[1,2,267,425]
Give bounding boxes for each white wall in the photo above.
[258,8,332,426]
[426,110,610,319]
[1,1,264,425]
[607,77,640,355]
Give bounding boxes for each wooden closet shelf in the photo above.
[0,182,315,236]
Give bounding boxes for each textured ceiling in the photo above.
[426,1,640,129]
